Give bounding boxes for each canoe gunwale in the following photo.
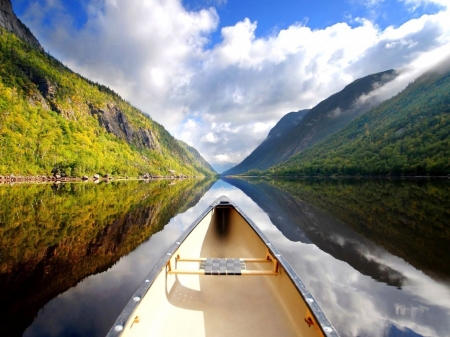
[106,201,214,337]
[106,196,339,337]
[230,199,339,337]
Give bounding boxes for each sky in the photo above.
[12,0,450,173]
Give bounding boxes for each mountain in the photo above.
[223,70,398,176]
[177,140,216,173]
[0,0,41,49]
[222,109,309,175]
[269,57,450,176]
[0,1,216,177]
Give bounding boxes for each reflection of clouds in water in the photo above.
[25,182,450,337]
[263,217,449,337]
[364,250,450,309]
[331,234,347,247]
[182,186,449,337]
[191,185,450,337]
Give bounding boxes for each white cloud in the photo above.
[214,154,231,162]
[19,0,450,172]
[200,132,220,143]
[253,122,272,134]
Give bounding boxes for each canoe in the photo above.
[107,196,338,337]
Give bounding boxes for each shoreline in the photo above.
[0,175,206,185]
[222,174,450,179]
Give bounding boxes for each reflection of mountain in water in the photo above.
[225,177,450,282]
[279,178,450,281]
[0,178,215,337]
[224,177,409,288]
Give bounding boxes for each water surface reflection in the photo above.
[0,178,215,336]
[2,178,449,337]
[223,177,450,337]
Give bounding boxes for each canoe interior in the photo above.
[119,205,326,337]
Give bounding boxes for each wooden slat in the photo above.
[176,257,272,263]
[167,269,278,276]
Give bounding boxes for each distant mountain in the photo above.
[178,140,216,173]
[223,70,398,176]
[222,109,309,175]
[270,57,450,176]
[0,0,216,177]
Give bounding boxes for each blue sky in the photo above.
[13,0,444,33]
[12,0,450,172]
[14,0,444,43]
[201,0,443,41]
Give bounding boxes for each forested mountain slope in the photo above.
[269,58,450,176]
[222,109,309,175]
[223,70,398,176]
[0,27,216,177]
[178,140,216,173]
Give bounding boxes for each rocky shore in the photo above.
[0,173,201,184]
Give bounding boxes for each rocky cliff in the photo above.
[0,0,41,49]
[89,103,162,152]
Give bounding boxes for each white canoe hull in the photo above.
[107,196,338,337]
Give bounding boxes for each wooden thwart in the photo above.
[166,249,279,276]
[176,257,272,263]
[167,269,278,276]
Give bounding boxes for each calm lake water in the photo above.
[1,177,449,337]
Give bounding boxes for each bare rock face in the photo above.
[138,128,161,152]
[34,76,58,100]
[90,103,132,141]
[28,73,62,113]
[28,92,50,110]
[89,103,161,152]
[0,0,42,50]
